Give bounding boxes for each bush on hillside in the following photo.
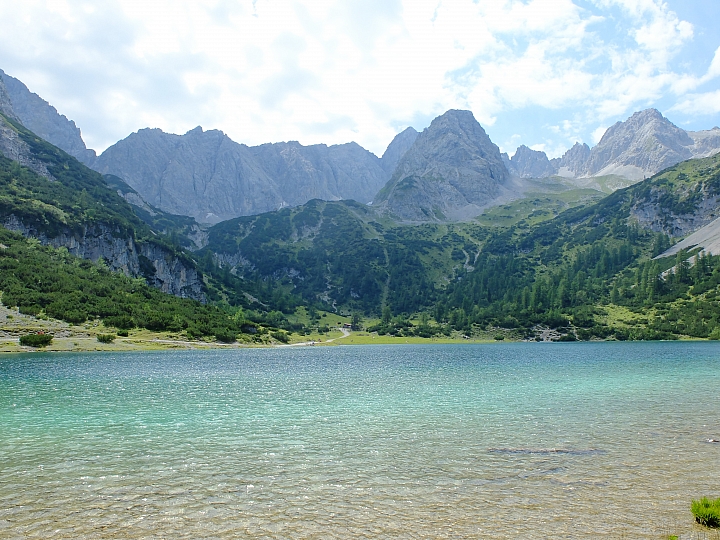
[19,333,53,347]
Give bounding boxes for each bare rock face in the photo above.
[93,127,280,223]
[689,127,720,158]
[374,110,509,221]
[380,127,419,175]
[94,127,391,222]
[0,114,56,180]
[540,110,712,183]
[0,69,96,165]
[2,215,205,301]
[508,145,556,178]
[250,140,388,207]
[556,142,591,178]
[0,76,20,122]
[583,109,694,180]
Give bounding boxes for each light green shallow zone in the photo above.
[1,342,719,539]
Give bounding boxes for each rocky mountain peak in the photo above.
[374,109,510,221]
[94,126,392,222]
[380,127,418,173]
[0,68,96,165]
[0,76,20,122]
[507,145,556,178]
[556,142,591,178]
[583,108,694,180]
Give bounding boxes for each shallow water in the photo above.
[1,342,719,538]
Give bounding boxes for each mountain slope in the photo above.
[93,126,393,223]
[583,109,694,180]
[0,112,204,300]
[380,127,419,174]
[505,145,556,178]
[506,110,720,183]
[200,152,720,341]
[374,110,511,221]
[0,69,96,165]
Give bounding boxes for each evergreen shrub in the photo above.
[19,333,53,347]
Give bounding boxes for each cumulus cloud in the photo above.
[672,90,720,116]
[0,0,717,157]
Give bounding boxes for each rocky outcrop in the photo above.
[0,69,96,165]
[506,145,556,178]
[583,109,694,180]
[505,111,720,183]
[555,142,591,178]
[93,126,392,222]
[139,242,205,299]
[689,127,720,158]
[630,186,720,238]
[380,127,419,174]
[0,76,20,122]
[1,215,205,301]
[0,113,56,180]
[374,110,510,221]
[250,140,388,207]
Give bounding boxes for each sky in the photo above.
[1,0,719,158]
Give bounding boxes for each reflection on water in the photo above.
[1,342,719,538]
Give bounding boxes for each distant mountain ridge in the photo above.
[374,110,511,221]
[503,145,556,179]
[0,69,96,165]
[4,67,720,225]
[509,109,720,181]
[92,127,410,223]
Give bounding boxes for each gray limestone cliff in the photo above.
[1,215,205,301]
[374,110,510,221]
[93,127,393,222]
[380,127,419,175]
[555,142,591,178]
[505,111,720,183]
[0,114,205,301]
[0,76,20,122]
[0,69,96,165]
[582,109,694,180]
[507,145,556,178]
[250,140,388,207]
[689,127,720,158]
[0,112,56,180]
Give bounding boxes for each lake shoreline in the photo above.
[0,332,517,354]
[1,332,710,354]
[1,305,710,354]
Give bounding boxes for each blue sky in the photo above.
[0,0,718,158]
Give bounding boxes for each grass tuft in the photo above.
[692,496,720,528]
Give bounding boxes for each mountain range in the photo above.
[91,126,417,223]
[505,109,720,181]
[6,66,720,342]
[3,67,720,225]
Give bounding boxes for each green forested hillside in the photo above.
[3,106,720,343]
[0,227,298,340]
[0,114,296,338]
[201,152,720,340]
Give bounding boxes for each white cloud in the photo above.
[0,0,716,157]
[592,125,608,144]
[672,89,720,116]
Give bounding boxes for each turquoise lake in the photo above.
[1,342,719,539]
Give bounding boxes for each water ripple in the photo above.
[1,343,720,538]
